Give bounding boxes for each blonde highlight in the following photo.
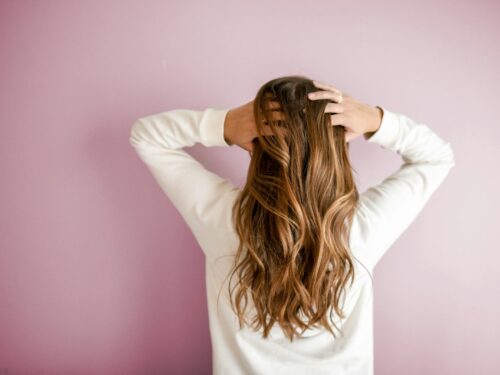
[220,75,370,342]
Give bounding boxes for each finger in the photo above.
[324,102,344,114]
[330,114,355,139]
[261,124,288,137]
[345,130,356,143]
[259,100,282,113]
[308,90,342,103]
[262,110,286,122]
[266,100,282,110]
[330,113,348,127]
[312,80,341,94]
[270,110,286,121]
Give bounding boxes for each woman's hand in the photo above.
[307,80,383,142]
[224,99,285,153]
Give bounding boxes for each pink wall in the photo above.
[1,0,498,374]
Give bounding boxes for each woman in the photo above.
[129,75,455,375]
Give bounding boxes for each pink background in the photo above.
[1,1,498,374]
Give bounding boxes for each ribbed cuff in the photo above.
[365,106,400,148]
[199,108,231,147]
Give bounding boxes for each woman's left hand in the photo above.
[224,100,285,153]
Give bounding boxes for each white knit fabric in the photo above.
[129,105,455,375]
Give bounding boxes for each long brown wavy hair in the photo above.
[220,75,369,342]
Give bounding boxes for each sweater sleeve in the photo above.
[129,108,240,257]
[349,106,456,271]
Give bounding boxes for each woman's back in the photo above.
[206,237,374,374]
[129,79,455,374]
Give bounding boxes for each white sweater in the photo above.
[129,105,455,375]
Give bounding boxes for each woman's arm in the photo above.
[349,107,456,270]
[129,108,240,257]
[307,80,455,270]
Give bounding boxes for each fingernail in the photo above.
[308,93,315,98]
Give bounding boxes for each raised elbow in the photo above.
[445,142,456,168]
[129,119,145,148]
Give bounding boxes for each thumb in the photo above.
[345,130,356,143]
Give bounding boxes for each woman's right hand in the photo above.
[307,80,383,143]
